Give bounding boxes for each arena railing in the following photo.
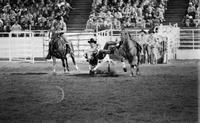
[0,30,49,38]
[0,30,96,62]
[96,24,180,61]
[179,28,200,50]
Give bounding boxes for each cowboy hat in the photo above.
[88,38,97,44]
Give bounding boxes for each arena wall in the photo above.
[0,28,199,62]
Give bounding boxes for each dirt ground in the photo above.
[0,60,198,123]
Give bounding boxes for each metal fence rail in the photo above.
[0,31,95,62]
[179,29,200,49]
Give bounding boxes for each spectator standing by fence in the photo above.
[10,21,21,31]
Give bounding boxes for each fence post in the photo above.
[9,32,11,62]
[192,30,194,50]
[77,34,80,58]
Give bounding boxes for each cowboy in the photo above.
[85,38,113,65]
[46,15,73,59]
[84,38,99,67]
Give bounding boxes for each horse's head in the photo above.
[120,31,138,51]
[120,31,130,48]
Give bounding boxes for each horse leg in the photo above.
[65,57,70,72]
[130,64,136,77]
[147,46,151,64]
[121,58,127,72]
[136,55,140,75]
[143,45,146,64]
[52,57,56,73]
[70,53,79,71]
[129,56,138,77]
[61,58,67,73]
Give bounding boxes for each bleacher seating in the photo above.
[86,0,169,31]
[0,0,72,32]
[182,0,200,27]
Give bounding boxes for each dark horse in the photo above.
[92,30,141,76]
[50,32,78,73]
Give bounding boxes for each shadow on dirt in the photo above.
[9,72,48,75]
[69,73,119,78]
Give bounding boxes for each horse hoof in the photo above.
[64,71,68,74]
[123,68,127,72]
[89,70,95,75]
[53,72,57,75]
[136,72,141,76]
[75,66,79,71]
[130,73,136,77]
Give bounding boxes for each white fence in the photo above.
[177,29,200,59]
[96,25,180,62]
[96,26,200,60]
[0,31,95,62]
[0,27,199,62]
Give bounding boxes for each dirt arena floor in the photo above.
[0,60,198,123]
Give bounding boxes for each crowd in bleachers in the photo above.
[182,0,200,27]
[86,0,168,31]
[0,0,72,32]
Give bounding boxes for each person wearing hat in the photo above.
[84,38,99,68]
[46,14,73,59]
[88,38,98,50]
[138,29,149,64]
[147,29,157,64]
[187,2,196,19]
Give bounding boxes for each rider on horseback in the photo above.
[46,14,73,59]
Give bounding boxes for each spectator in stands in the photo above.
[196,5,200,17]
[155,4,165,22]
[194,8,200,27]
[121,4,131,20]
[137,5,143,18]
[0,19,3,32]
[194,17,200,27]
[136,17,146,28]
[114,9,123,20]
[187,2,196,19]
[10,21,22,31]
[3,22,11,32]
[0,0,73,32]
[190,0,198,8]
[185,14,194,27]
[113,18,121,29]
[88,0,167,30]
[145,4,154,19]
[118,0,125,8]
[92,0,103,9]
[86,16,95,31]
[98,9,106,18]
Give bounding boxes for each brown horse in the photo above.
[93,30,141,76]
[50,32,78,73]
